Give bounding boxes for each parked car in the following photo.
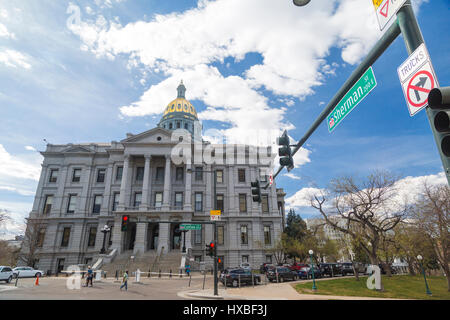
[297,265,322,280]
[267,266,298,282]
[13,267,44,279]
[0,266,14,283]
[239,263,252,271]
[220,268,261,287]
[319,263,343,277]
[288,263,309,271]
[341,263,355,276]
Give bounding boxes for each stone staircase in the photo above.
[101,249,184,277]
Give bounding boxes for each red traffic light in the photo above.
[123,216,128,221]
[218,258,222,263]
[210,242,215,248]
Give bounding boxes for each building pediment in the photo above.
[121,127,176,144]
[61,145,94,153]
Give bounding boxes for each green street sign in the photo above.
[327,67,377,132]
[180,224,201,231]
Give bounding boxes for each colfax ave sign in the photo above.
[327,67,377,133]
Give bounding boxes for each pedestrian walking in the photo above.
[86,266,93,287]
[185,264,191,276]
[120,270,129,291]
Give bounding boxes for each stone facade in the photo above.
[20,84,286,274]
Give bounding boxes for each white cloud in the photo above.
[285,172,447,211]
[0,23,15,39]
[25,146,36,152]
[67,0,427,152]
[284,173,302,180]
[0,144,42,197]
[0,49,31,69]
[0,201,32,240]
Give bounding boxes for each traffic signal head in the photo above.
[121,215,129,232]
[277,130,294,171]
[429,87,450,157]
[251,180,262,203]
[206,242,215,257]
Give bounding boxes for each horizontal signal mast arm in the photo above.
[268,20,402,187]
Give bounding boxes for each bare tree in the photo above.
[311,171,408,291]
[412,183,450,291]
[18,217,47,267]
[0,209,10,228]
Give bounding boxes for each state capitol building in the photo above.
[21,82,286,274]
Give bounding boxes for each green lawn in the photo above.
[294,275,450,300]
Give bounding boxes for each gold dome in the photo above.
[162,97,198,120]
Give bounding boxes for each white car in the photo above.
[13,267,44,278]
[0,266,14,283]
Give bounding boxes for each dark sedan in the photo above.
[220,268,261,287]
[267,266,299,282]
[297,266,322,280]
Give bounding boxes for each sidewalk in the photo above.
[179,281,405,300]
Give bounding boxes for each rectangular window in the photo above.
[57,258,65,273]
[260,169,268,182]
[238,169,246,183]
[262,195,269,213]
[216,194,224,212]
[195,167,203,181]
[156,167,164,182]
[72,169,81,182]
[217,226,224,245]
[136,167,144,181]
[155,192,163,208]
[116,166,123,181]
[265,255,272,264]
[239,194,247,213]
[93,195,102,214]
[194,229,202,244]
[37,229,46,247]
[175,192,183,207]
[194,256,202,263]
[43,195,53,215]
[242,255,249,263]
[112,193,120,211]
[97,169,106,183]
[240,225,248,244]
[216,170,223,183]
[87,227,97,247]
[49,169,58,183]
[67,195,77,213]
[176,167,184,181]
[264,226,271,245]
[134,192,142,207]
[61,227,71,247]
[195,193,203,212]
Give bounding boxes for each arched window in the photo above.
[169,123,173,129]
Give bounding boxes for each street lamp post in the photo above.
[309,249,317,291]
[417,255,432,296]
[100,225,111,254]
[182,230,187,253]
[186,167,219,296]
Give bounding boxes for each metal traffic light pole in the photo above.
[269,1,450,187]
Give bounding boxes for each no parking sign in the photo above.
[397,43,439,116]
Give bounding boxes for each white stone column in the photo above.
[118,155,130,210]
[140,155,151,211]
[162,155,171,210]
[205,165,212,213]
[157,222,170,254]
[184,163,192,211]
[133,222,148,254]
[228,165,236,214]
[101,163,114,215]
[111,215,124,254]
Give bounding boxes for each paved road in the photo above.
[0,275,216,300]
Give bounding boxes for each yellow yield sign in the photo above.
[372,0,383,9]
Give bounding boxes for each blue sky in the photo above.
[0,0,449,237]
